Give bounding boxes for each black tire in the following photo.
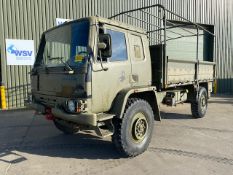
[53,118,79,135]
[191,87,208,118]
[112,98,154,157]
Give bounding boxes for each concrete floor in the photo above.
[0,96,233,175]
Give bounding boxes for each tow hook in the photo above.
[45,108,55,120]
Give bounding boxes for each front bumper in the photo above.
[26,101,97,126]
[52,108,97,126]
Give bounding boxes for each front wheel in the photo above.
[112,98,154,157]
[191,87,208,118]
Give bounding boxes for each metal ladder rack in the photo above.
[109,4,215,91]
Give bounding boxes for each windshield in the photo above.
[42,20,89,67]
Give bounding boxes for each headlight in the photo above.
[67,100,76,112]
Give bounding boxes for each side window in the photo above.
[106,29,127,62]
[131,35,144,61]
[134,45,141,59]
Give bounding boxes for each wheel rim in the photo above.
[200,94,207,112]
[131,112,148,143]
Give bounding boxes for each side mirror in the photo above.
[98,34,112,58]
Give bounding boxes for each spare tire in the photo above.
[53,118,79,134]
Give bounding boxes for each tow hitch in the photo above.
[45,108,55,120]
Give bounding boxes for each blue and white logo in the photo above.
[7,44,17,54]
[7,44,33,57]
[6,39,35,65]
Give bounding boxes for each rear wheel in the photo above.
[112,98,154,157]
[191,87,208,118]
[53,118,79,134]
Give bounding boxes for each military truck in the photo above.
[28,5,215,157]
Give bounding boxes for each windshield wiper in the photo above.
[48,56,74,74]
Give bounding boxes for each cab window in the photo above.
[106,29,127,62]
[131,35,144,61]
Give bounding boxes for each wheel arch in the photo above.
[187,82,211,102]
[109,86,161,121]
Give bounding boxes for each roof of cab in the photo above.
[44,16,146,35]
[89,16,146,34]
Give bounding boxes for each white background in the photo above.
[5,39,35,66]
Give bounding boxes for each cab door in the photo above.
[91,26,132,113]
[128,33,151,87]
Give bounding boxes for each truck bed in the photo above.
[150,44,215,89]
[166,59,215,86]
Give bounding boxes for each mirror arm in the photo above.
[87,52,108,72]
[99,51,108,71]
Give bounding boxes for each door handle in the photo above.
[130,74,138,83]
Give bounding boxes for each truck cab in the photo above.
[31,16,155,123]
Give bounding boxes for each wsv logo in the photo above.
[7,44,33,57]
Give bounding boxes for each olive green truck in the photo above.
[28,5,215,157]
